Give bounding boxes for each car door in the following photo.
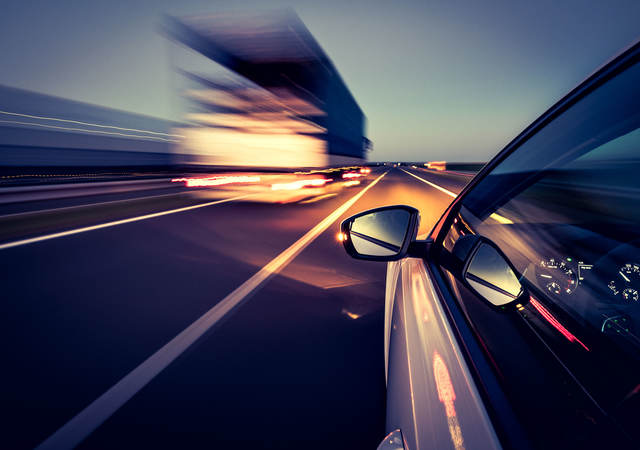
[385,41,640,449]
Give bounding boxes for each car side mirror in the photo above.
[454,235,524,306]
[339,205,421,261]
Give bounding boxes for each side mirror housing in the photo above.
[340,205,421,261]
[454,235,524,306]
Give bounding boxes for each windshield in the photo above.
[455,58,640,434]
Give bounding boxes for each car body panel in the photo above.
[385,258,501,450]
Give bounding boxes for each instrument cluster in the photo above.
[536,256,639,305]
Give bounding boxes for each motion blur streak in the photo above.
[433,352,457,417]
[401,267,421,450]
[434,352,465,450]
[426,161,447,171]
[271,178,329,190]
[299,192,338,204]
[411,276,433,323]
[529,297,590,351]
[171,175,261,187]
[489,212,514,224]
[0,194,253,251]
[342,172,363,179]
[35,171,387,450]
[0,110,182,137]
[0,120,178,142]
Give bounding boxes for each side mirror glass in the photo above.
[456,236,523,306]
[340,205,420,261]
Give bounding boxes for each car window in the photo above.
[440,57,640,444]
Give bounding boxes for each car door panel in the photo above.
[386,258,500,450]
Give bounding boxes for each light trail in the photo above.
[0,110,182,137]
[171,175,261,187]
[35,171,388,450]
[0,120,179,142]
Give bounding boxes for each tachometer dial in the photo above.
[537,257,578,295]
[608,263,640,303]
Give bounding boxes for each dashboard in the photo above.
[535,257,640,304]
[533,242,640,339]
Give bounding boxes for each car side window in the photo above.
[439,57,640,445]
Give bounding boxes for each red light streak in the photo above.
[433,351,465,450]
[433,352,456,418]
[529,296,589,351]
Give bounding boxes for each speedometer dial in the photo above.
[537,257,578,295]
[608,263,640,303]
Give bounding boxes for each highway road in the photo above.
[1,166,472,449]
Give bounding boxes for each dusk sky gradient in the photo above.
[2,0,639,161]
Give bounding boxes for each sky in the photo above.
[1,0,639,162]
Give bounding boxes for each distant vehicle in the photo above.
[340,41,640,449]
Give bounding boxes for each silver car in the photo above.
[341,40,640,449]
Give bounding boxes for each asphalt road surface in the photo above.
[1,167,472,449]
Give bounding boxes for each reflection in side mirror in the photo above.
[462,238,523,306]
[376,429,406,450]
[340,205,420,261]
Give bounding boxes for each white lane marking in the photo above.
[35,171,388,450]
[400,168,457,198]
[0,194,253,251]
[400,168,514,224]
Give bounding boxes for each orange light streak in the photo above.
[171,175,261,187]
[433,352,456,417]
[271,178,330,191]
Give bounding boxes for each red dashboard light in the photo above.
[529,296,589,351]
